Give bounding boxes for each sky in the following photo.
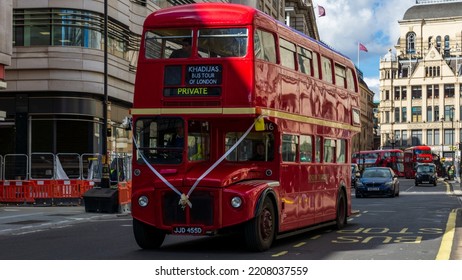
[315,0,416,101]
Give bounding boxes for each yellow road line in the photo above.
[293,242,306,248]
[272,250,288,257]
[435,209,457,260]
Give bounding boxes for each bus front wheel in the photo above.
[244,197,276,252]
[133,219,166,249]
[335,190,347,229]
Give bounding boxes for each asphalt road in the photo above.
[0,178,461,261]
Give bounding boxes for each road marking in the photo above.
[272,250,288,257]
[0,212,45,220]
[435,209,457,260]
[293,242,306,248]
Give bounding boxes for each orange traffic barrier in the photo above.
[117,181,132,213]
[30,180,54,205]
[80,180,96,196]
[0,180,35,204]
[53,179,81,205]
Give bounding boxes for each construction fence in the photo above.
[0,153,132,210]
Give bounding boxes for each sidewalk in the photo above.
[447,178,462,259]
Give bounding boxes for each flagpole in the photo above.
[357,42,360,68]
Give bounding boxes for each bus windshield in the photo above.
[144,28,248,59]
[135,117,210,164]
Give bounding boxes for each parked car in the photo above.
[355,167,400,198]
[415,163,437,186]
[351,163,360,187]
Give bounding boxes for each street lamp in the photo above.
[450,106,455,168]
[441,117,444,159]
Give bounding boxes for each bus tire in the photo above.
[335,189,347,229]
[133,219,166,249]
[244,196,275,252]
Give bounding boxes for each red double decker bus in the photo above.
[403,145,433,178]
[130,3,361,251]
[352,149,404,176]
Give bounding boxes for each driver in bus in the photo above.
[170,125,184,147]
[250,142,266,161]
[169,38,192,58]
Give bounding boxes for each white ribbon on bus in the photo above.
[132,115,264,209]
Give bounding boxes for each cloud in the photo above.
[315,0,415,96]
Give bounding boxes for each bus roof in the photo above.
[404,145,431,151]
[143,3,353,63]
[144,3,256,28]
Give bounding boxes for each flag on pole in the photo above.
[318,5,326,17]
[359,43,368,52]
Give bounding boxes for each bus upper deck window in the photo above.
[144,29,193,59]
[198,28,248,58]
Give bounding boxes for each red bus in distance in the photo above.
[130,3,361,251]
[352,149,404,177]
[403,145,433,178]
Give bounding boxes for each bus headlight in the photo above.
[231,196,242,208]
[138,196,149,207]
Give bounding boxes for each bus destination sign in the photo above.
[163,64,223,97]
[186,65,222,86]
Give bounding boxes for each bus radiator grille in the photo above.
[162,190,214,226]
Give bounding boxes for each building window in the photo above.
[428,36,433,49]
[444,84,455,98]
[412,106,422,122]
[434,106,440,121]
[394,107,400,123]
[384,90,390,101]
[402,86,407,100]
[406,32,416,54]
[435,130,440,145]
[436,36,441,52]
[427,106,432,122]
[13,8,140,68]
[425,67,441,77]
[411,86,422,99]
[445,105,455,121]
[402,107,407,123]
[427,130,433,145]
[426,85,432,98]
[434,85,440,98]
[394,87,400,100]
[444,35,450,57]
[444,129,454,145]
[402,130,408,146]
[411,130,422,145]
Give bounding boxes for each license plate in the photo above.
[422,181,429,183]
[368,187,380,191]
[172,226,203,235]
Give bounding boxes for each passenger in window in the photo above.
[170,126,184,147]
[250,142,266,161]
[170,38,192,58]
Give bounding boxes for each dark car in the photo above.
[355,167,400,198]
[351,164,360,187]
[415,163,437,186]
